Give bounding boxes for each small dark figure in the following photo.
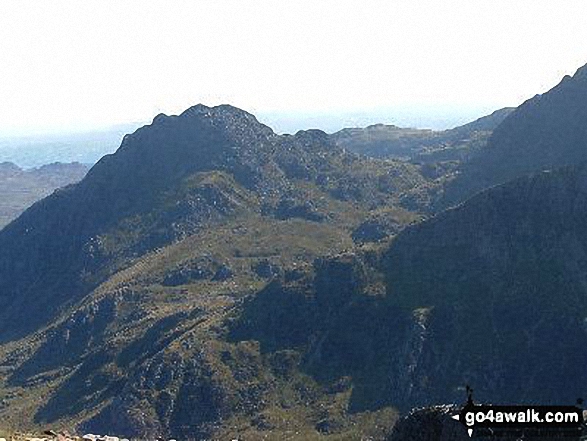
[466,384,474,406]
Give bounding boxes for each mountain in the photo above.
[331,108,514,162]
[0,104,427,438]
[332,124,436,159]
[1,75,585,438]
[231,162,587,412]
[0,162,89,229]
[234,161,587,435]
[383,163,587,407]
[443,63,587,206]
[0,104,426,339]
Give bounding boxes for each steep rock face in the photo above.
[444,63,587,206]
[230,252,418,414]
[384,163,587,406]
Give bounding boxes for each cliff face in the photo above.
[384,163,587,406]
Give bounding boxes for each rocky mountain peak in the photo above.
[121,103,275,152]
[177,103,275,138]
[292,129,332,150]
[86,104,279,200]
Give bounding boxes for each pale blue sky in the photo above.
[0,0,586,135]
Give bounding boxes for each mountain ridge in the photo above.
[2,66,587,438]
[383,162,587,406]
[0,103,426,341]
[442,63,587,207]
[331,107,514,162]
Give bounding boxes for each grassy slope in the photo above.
[0,180,403,439]
[0,106,432,439]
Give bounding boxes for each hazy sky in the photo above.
[1,0,586,135]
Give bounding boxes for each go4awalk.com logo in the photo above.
[451,387,585,438]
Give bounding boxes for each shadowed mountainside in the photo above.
[442,63,587,207]
[384,163,587,407]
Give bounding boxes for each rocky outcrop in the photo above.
[352,210,416,243]
[387,405,469,441]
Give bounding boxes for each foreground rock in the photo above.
[386,405,470,441]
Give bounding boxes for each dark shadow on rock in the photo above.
[34,349,123,424]
[9,295,117,386]
[117,309,203,368]
[228,252,416,413]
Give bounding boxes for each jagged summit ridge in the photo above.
[146,103,275,139]
[87,103,283,208]
[119,103,275,157]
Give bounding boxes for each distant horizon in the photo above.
[0,102,513,140]
[1,1,586,138]
[0,102,515,169]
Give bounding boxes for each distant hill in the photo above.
[0,162,89,229]
[443,63,587,206]
[331,108,514,162]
